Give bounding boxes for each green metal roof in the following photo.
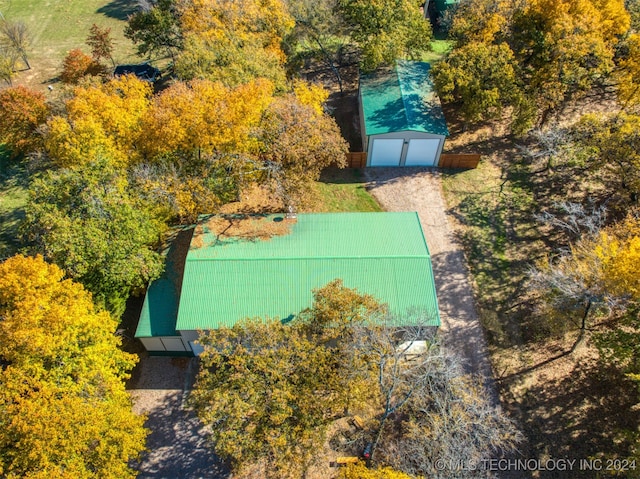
[135,278,179,337]
[433,0,459,14]
[136,212,440,338]
[135,226,192,338]
[360,60,449,137]
[176,212,439,331]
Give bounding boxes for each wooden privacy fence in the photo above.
[438,154,481,169]
[343,152,481,169]
[345,152,367,168]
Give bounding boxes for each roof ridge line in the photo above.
[395,60,413,130]
[186,254,431,261]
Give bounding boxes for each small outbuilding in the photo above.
[135,212,441,356]
[424,0,460,23]
[359,60,449,167]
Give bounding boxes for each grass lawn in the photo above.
[422,38,453,64]
[308,168,382,213]
[2,0,139,90]
[0,145,28,259]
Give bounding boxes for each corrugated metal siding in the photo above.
[188,212,429,260]
[135,278,179,337]
[176,258,439,330]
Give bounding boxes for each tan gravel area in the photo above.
[365,167,498,403]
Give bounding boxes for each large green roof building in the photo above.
[136,212,440,355]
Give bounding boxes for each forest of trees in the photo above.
[191,281,520,479]
[2,0,640,476]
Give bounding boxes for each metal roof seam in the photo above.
[185,254,430,261]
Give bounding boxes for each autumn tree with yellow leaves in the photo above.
[175,0,294,87]
[44,75,152,169]
[435,0,631,130]
[0,255,147,478]
[0,85,49,157]
[529,204,640,345]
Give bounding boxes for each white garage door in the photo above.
[140,337,166,351]
[405,139,441,166]
[161,337,187,352]
[370,139,404,166]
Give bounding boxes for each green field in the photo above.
[0,146,28,258]
[422,38,453,64]
[1,0,139,89]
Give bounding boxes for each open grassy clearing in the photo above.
[2,0,139,90]
[422,38,453,63]
[0,146,28,259]
[311,168,382,213]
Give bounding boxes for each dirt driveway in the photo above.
[365,167,498,404]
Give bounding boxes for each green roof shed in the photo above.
[359,60,449,167]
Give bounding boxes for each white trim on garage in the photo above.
[366,131,446,167]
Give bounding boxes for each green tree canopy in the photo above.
[125,0,184,63]
[22,161,164,317]
[191,318,340,478]
[337,0,432,71]
[432,41,532,129]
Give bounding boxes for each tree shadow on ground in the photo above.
[133,390,230,479]
[319,167,369,185]
[129,357,230,478]
[0,150,29,260]
[96,0,139,21]
[502,360,639,479]
[326,87,362,152]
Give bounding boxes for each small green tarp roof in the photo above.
[136,212,440,338]
[360,60,449,137]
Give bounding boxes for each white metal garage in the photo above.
[359,60,449,167]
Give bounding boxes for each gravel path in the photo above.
[128,357,229,479]
[365,167,498,403]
